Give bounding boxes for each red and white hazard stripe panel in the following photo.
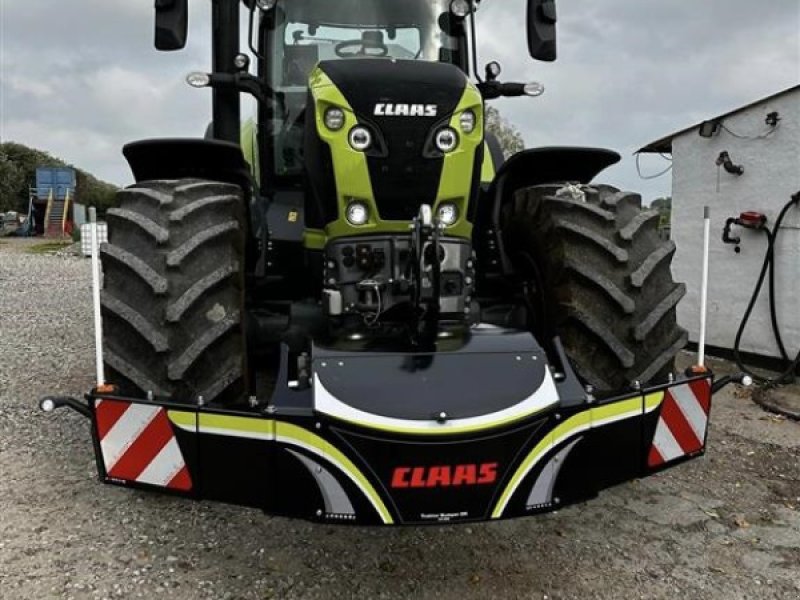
[95,400,192,491]
[648,379,712,468]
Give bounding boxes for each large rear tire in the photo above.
[501,183,688,392]
[101,179,246,404]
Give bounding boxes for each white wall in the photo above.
[670,90,800,359]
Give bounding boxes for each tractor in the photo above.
[41,0,739,525]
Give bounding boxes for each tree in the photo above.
[651,197,672,235]
[485,106,524,158]
[0,142,119,217]
[0,150,25,213]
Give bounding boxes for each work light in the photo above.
[435,127,459,153]
[524,82,545,97]
[348,126,373,152]
[438,203,459,226]
[186,72,211,88]
[346,201,370,226]
[255,0,277,11]
[459,110,476,134]
[450,0,471,18]
[324,107,345,131]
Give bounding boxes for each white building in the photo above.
[640,85,799,364]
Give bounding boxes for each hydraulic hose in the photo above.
[732,192,800,408]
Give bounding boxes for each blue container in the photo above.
[35,167,76,201]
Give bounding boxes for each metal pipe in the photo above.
[39,396,92,420]
[697,206,711,368]
[211,0,241,142]
[89,207,105,386]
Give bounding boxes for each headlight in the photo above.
[435,127,459,153]
[459,110,476,134]
[346,201,369,226]
[438,203,459,226]
[348,126,373,152]
[324,107,345,131]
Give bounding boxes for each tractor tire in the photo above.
[501,183,688,392]
[100,179,246,404]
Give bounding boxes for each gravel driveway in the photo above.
[1,238,799,600]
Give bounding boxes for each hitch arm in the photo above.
[711,372,753,394]
[39,396,92,419]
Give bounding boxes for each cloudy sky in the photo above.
[1,0,798,201]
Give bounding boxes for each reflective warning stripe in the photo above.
[669,384,707,443]
[135,438,186,487]
[96,400,192,491]
[648,380,711,468]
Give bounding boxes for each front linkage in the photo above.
[41,350,745,526]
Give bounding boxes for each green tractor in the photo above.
[43,0,727,526]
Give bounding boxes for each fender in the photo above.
[476,146,621,281]
[122,138,252,191]
[489,146,621,220]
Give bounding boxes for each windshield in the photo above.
[264,0,463,177]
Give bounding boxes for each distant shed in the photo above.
[639,85,799,363]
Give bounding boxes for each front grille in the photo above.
[366,116,444,221]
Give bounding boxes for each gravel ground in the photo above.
[1,237,799,600]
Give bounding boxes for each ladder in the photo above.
[44,188,73,238]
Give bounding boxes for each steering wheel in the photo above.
[334,39,389,58]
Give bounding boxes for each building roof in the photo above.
[638,84,800,154]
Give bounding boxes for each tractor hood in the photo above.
[306,59,483,241]
[320,58,468,118]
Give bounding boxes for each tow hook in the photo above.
[39,396,92,419]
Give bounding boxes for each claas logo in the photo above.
[391,463,498,489]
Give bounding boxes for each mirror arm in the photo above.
[207,72,274,105]
[477,81,502,99]
[478,81,531,99]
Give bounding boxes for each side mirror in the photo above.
[155,0,189,51]
[527,0,557,62]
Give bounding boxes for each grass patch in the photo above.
[26,241,72,255]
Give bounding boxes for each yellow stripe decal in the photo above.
[168,412,392,523]
[480,141,496,184]
[275,422,394,524]
[168,410,196,429]
[169,411,274,439]
[492,392,665,518]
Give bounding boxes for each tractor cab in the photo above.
[247,0,539,339]
[260,0,468,182]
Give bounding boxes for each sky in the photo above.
[1,0,798,202]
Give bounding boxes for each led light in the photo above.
[255,0,277,10]
[459,110,476,134]
[438,202,459,226]
[186,72,211,88]
[324,107,345,131]
[40,398,56,412]
[435,127,459,153]
[346,201,369,226]
[450,0,471,18]
[524,82,545,97]
[348,126,373,152]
